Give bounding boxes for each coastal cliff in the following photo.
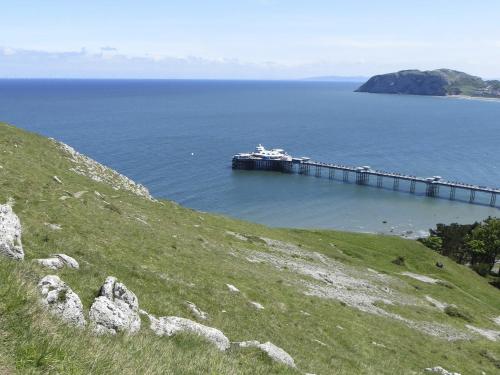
[356,69,500,98]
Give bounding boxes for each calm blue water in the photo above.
[1,79,499,236]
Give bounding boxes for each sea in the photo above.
[1,79,499,237]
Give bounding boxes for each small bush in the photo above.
[489,278,500,290]
[444,305,473,322]
[437,280,454,289]
[391,256,405,266]
[472,263,491,277]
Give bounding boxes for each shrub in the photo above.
[391,256,405,266]
[444,305,473,322]
[472,263,491,277]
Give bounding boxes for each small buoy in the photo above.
[191,152,194,156]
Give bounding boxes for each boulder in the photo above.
[36,254,79,270]
[89,276,140,335]
[144,313,230,351]
[37,275,86,327]
[424,366,461,375]
[0,204,24,260]
[232,340,296,368]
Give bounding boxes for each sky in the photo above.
[1,0,500,79]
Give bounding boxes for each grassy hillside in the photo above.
[0,123,499,374]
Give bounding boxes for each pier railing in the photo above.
[232,157,499,207]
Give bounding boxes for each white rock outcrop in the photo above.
[52,139,152,200]
[466,324,500,342]
[0,204,24,260]
[424,366,461,375]
[143,313,230,351]
[37,275,86,327]
[89,276,141,335]
[232,341,296,368]
[401,272,439,284]
[36,254,79,270]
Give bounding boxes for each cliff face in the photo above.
[356,69,500,98]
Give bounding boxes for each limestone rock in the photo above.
[466,324,500,341]
[226,284,239,293]
[0,204,24,260]
[144,313,230,351]
[38,275,86,327]
[424,366,461,375]
[55,254,79,269]
[89,276,140,335]
[36,254,79,270]
[185,301,208,320]
[232,340,296,368]
[45,223,62,230]
[37,257,64,269]
[249,301,265,310]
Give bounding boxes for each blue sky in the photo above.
[1,0,499,79]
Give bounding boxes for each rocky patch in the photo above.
[52,139,152,200]
[425,296,449,312]
[36,254,79,270]
[185,301,208,320]
[424,366,461,375]
[38,275,86,327]
[244,239,470,341]
[401,272,439,284]
[232,340,296,368]
[466,325,500,342]
[89,276,141,335]
[0,203,24,260]
[142,312,230,351]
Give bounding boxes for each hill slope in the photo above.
[356,69,500,98]
[0,123,499,374]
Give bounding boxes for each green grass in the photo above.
[1,123,499,374]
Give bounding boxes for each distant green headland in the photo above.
[356,69,500,98]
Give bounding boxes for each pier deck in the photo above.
[232,155,499,207]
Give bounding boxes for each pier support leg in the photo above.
[469,189,476,203]
[491,193,497,207]
[393,178,400,190]
[329,168,335,180]
[426,183,439,197]
[410,180,416,194]
[377,175,383,188]
[449,187,456,200]
[343,170,349,182]
[315,165,321,177]
[356,172,369,185]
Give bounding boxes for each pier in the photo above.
[232,146,500,207]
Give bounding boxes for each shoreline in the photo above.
[443,94,500,103]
